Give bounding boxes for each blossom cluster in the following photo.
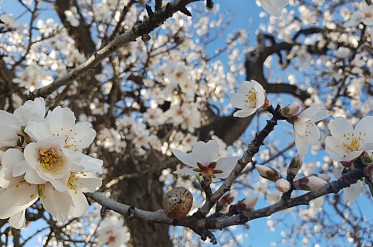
[0,98,103,228]
[174,81,372,204]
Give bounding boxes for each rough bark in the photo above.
[110,158,172,247]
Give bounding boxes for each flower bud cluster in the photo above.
[255,164,291,193]
[256,156,330,193]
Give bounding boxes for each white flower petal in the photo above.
[12,160,32,177]
[71,152,103,172]
[295,134,309,156]
[9,210,26,229]
[0,110,21,129]
[329,117,353,139]
[0,127,18,147]
[238,81,251,93]
[298,107,319,120]
[305,121,320,145]
[192,140,219,165]
[233,109,256,118]
[310,109,329,122]
[48,107,76,135]
[230,93,246,109]
[24,169,46,184]
[172,150,196,167]
[70,191,89,217]
[25,121,51,141]
[49,177,69,192]
[355,116,373,143]
[173,167,196,176]
[72,122,96,149]
[2,148,24,168]
[343,180,363,203]
[326,137,350,161]
[362,142,373,151]
[259,0,288,17]
[294,119,307,136]
[13,97,46,124]
[76,174,102,192]
[0,179,38,219]
[255,85,266,108]
[41,183,74,222]
[215,156,240,178]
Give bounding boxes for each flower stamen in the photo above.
[244,88,257,108]
[39,149,64,173]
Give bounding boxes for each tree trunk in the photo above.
[112,160,172,247]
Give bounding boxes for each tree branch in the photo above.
[87,170,365,235]
[30,0,199,99]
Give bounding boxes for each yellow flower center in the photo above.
[39,148,64,173]
[68,172,86,193]
[244,88,257,108]
[341,131,366,153]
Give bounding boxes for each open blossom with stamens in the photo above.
[97,215,130,247]
[326,116,373,162]
[0,98,103,228]
[231,80,267,118]
[172,140,239,180]
[25,106,101,172]
[258,0,289,17]
[293,107,329,156]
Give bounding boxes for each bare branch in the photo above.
[30,0,199,99]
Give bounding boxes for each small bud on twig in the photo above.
[293,175,327,191]
[275,178,291,192]
[255,164,281,182]
[281,103,301,118]
[236,197,258,212]
[287,155,302,177]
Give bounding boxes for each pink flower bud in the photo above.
[287,155,302,177]
[294,175,327,191]
[236,197,258,212]
[281,103,302,118]
[255,164,281,182]
[275,178,291,192]
[313,173,331,182]
[216,191,238,213]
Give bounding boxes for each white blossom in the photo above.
[326,116,373,161]
[0,98,102,228]
[97,215,130,247]
[293,107,329,156]
[173,140,239,180]
[231,80,266,118]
